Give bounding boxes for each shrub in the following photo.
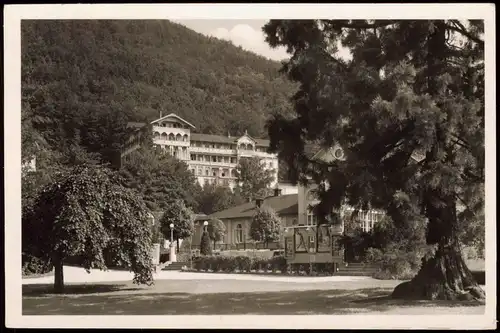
[200,231,212,256]
[191,255,288,274]
[251,257,269,271]
[268,256,287,273]
[159,253,169,263]
[339,228,374,262]
[365,243,435,280]
[235,256,252,272]
[211,255,233,272]
[22,254,52,276]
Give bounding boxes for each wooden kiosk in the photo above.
[283,223,344,273]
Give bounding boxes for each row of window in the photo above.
[190,154,238,164]
[230,211,383,245]
[346,210,384,232]
[301,209,384,232]
[190,166,237,178]
[154,132,189,142]
[198,177,232,187]
[153,134,269,153]
[192,142,267,152]
[154,122,191,129]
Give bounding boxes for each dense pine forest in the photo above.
[21,20,296,166]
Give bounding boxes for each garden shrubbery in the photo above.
[22,254,53,276]
[340,215,432,280]
[191,255,336,275]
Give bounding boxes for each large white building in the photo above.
[150,113,279,189]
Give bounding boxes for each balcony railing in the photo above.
[190,146,237,155]
[153,138,190,146]
[189,159,237,167]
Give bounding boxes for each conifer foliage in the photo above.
[264,20,485,300]
[200,231,213,256]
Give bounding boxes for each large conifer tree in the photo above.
[264,20,485,300]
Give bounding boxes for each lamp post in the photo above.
[170,223,174,245]
[148,213,159,272]
[306,226,314,275]
[203,220,208,231]
[169,223,176,263]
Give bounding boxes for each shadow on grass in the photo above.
[23,286,484,315]
[22,283,143,297]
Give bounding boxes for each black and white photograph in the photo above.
[4,3,496,330]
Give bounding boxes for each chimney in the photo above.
[274,188,282,197]
[255,198,263,208]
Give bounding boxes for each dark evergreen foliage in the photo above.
[264,19,485,300]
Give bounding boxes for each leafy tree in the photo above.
[200,231,212,256]
[22,164,154,293]
[207,218,227,250]
[159,199,195,253]
[249,207,282,247]
[195,183,245,215]
[119,146,200,210]
[234,157,275,201]
[264,20,484,300]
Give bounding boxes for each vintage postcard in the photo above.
[4,3,496,330]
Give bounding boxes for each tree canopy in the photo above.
[195,183,245,215]
[264,19,485,301]
[119,146,200,210]
[159,199,195,252]
[22,164,155,292]
[235,157,276,201]
[249,207,282,245]
[207,218,227,248]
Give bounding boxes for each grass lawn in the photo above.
[23,278,485,315]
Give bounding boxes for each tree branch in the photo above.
[328,20,397,30]
[446,20,484,47]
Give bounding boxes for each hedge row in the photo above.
[191,255,337,275]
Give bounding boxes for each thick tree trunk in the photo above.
[53,257,64,294]
[392,245,485,301]
[392,21,485,302]
[392,195,485,301]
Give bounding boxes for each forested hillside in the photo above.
[21,20,296,166]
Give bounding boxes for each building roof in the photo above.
[193,213,209,222]
[150,113,196,128]
[304,142,323,159]
[209,194,298,220]
[190,133,270,147]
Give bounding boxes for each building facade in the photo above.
[189,145,388,268]
[150,113,279,189]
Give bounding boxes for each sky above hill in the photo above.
[175,19,351,62]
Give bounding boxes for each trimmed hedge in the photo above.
[191,255,336,275]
